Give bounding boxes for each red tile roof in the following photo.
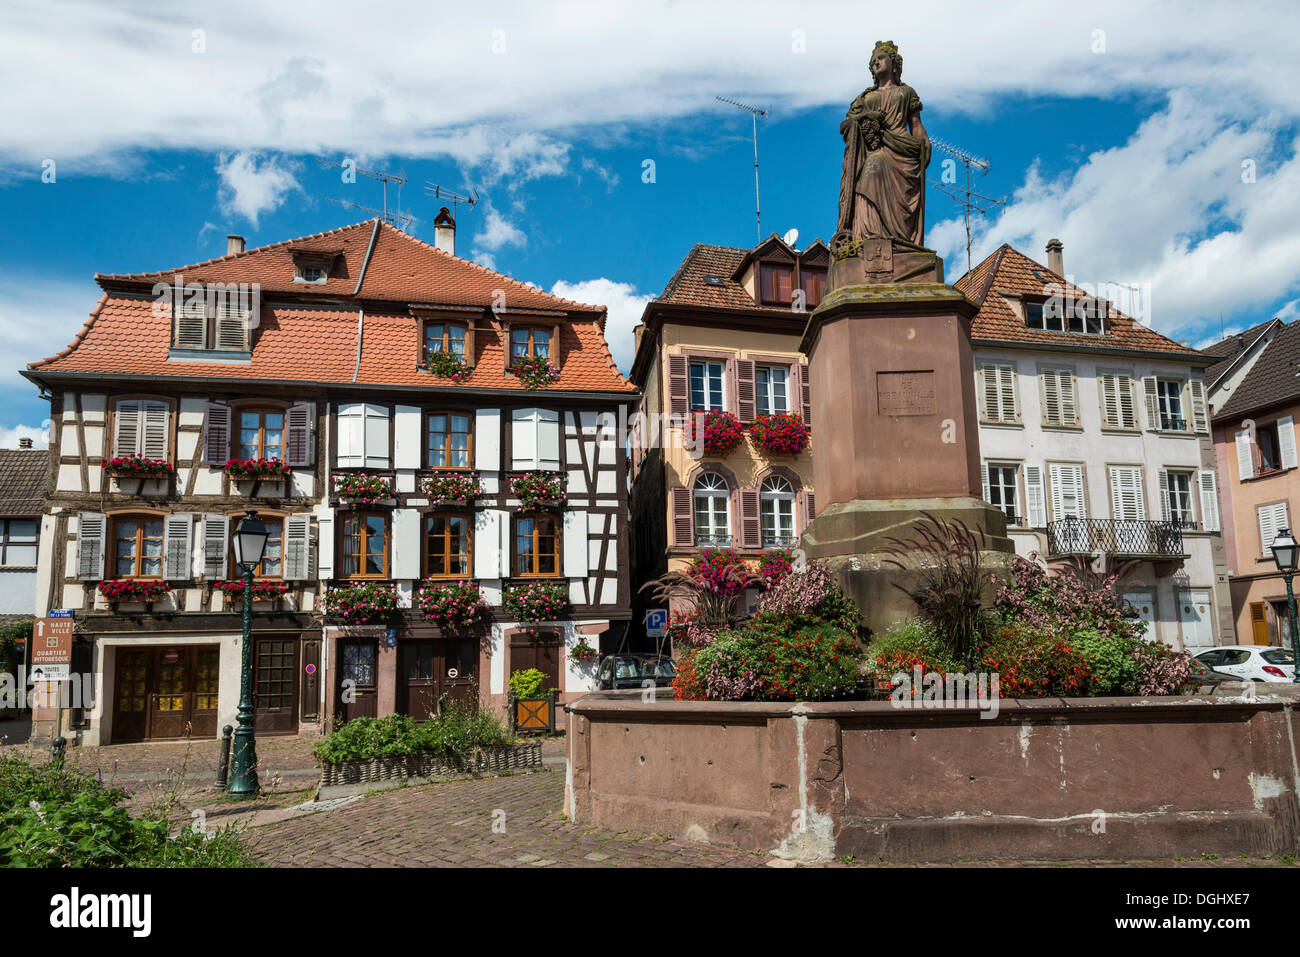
[654,240,828,315]
[955,244,1205,360]
[30,220,635,394]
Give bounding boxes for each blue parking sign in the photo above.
[645,608,668,638]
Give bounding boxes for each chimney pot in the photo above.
[18,437,32,449]
[1045,238,1064,276]
[433,207,456,256]
[227,235,245,256]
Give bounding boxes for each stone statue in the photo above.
[836,40,931,248]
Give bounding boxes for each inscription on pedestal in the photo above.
[877,371,936,416]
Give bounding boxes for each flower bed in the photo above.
[224,457,292,480]
[323,582,398,624]
[504,580,568,623]
[421,349,475,383]
[421,471,483,507]
[332,473,393,505]
[98,579,171,603]
[509,354,560,390]
[508,471,566,511]
[416,579,490,629]
[212,579,290,600]
[748,413,809,456]
[102,455,173,477]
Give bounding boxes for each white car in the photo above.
[1194,645,1296,682]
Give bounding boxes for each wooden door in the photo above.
[338,640,378,723]
[190,648,219,738]
[399,641,439,721]
[441,639,478,708]
[253,638,299,734]
[112,649,150,741]
[148,648,190,739]
[1251,602,1271,645]
[509,631,561,695]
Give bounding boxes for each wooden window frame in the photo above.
[758,262,796,305]
[688,359,727,413]
[754,363,792,417]
[339,511,390,580]
[425,410,475,470]
[512,514,561,578]
[798,266,828,309]
[424,512,473,579]
[110,513,166,580]
[0,517,38,567]
[422,321,468,358]
[229,514,285,580]
[234,406,288,462]
[1154,378,1188,433]
[509,326,553,365]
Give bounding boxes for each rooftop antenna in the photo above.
[716,95,768,244]
[927,138,1005,273]
[423,182,480,222]
[318,159,412,227]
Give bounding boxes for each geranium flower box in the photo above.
[748,413,809,456]
[102,455,174,478]
[212,579,291,606]
[323,582,398,624]
[509,354,560,390]
[420,349,475,383]
[688,410,744,456]
[332,473,395,506]
[416,579,490,630]
[421,471,483,507]
[97,579,171,605]
[224,458,292,480]
[504,580,568,623]
[507,471,566,512]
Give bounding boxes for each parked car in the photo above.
[1194,646,1295,682]
[595,654,677,691]
[1184,656,1234,689]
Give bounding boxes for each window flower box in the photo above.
[212,579,290,602]
[323,582,398,624]
[98,579,171,603]
[421,349,475,383]
[416,579,490,629]
[504,580,568,623]
[224,457,292,480]
[689,410,744,456]
[421,471,483,508]
[507,471,566,512]
[102,456,173,478]
[509,354,560,390]
[332,473,394,506]
[748,413,809,456]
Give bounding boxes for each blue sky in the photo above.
[2,1,1299,446]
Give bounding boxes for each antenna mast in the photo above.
[927,138,1005,273]
[423,183,481,221]
[318,159,412,227]
[717,95,768,244]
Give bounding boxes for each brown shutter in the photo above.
[667,354,688,415]
[551,322,564,371]
[740,488,760,548]
[464,318,477,366]
[670,486,693,547]
[285,404,313,466]
[203,402,231,465]
[804,491,817,526]
[796,362,812,426]
[735,359,756,421]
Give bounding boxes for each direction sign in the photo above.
[645,608,668,638]
[29,663,71,682]
[32,617,73,668]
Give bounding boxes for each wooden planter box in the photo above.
[510,693,557,734]
[318,742,542,787]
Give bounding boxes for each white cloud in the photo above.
[470,204,527,265]
[0,424,49,450]
[215,151,300,227]
[0,274,102,392]
[550,278,652,373]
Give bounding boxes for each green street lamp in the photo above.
[227,509,270,797]
[1269,527,1300,683]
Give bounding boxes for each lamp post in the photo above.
[227,509,270,797]
[1269,527,1300,683]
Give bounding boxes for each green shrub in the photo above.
[508,668,549,700]
[865,619,963,679]
[745,615,863,701]
[0,619,31,674]
[313,704,511,766]
[975,623,1088,697]
[692,629,768,700]
[1071,627,1138,695]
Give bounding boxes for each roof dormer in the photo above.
[288,243,344,285]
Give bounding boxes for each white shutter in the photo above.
[1024,465,1047,527]
[511,409,537,470]
[474,510,503,579]
[336,404,364,468]
[1050,464,1086,520]
[981,463,991,504]
[1040,372,1061,425]
[141,401,169,460]
[537,409,560,471]
[283,514,312,581]
[976,365,991,419]
[391,508,421,580]
[563,510,589,577]
[317,508,335,578]
[1236,428,1255,480]
[1142,376,1159,430]
[1259,502,1288,555]
[1099,374,1118,428]
[1060,371,1077,425]
[394,405,422,470]
[1157,470,1171,522]
[201,514,230,579]
[163,513,194,580]
[999,365,1018,421]
[475,409,500,472]
[1188,380,1209,434]
[1117,376,1136,428]
[77,512,106,580]
[1109,467,1144,521]
[364,404,390,468]
[1279,416,1298,470]
[175,299,207,348]
[214,303,247,350]
[1198,470,1221,533]
[114,400,140,457]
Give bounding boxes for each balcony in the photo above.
[1046,518,1186,558]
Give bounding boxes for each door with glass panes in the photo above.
[253,637,299,734]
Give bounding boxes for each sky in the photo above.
[2,0,1299,448]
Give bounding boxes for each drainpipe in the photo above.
[352,307,365,383]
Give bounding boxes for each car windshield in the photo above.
[643,658,677,678]
[1262,650,1295,665]
[613,659,641,679]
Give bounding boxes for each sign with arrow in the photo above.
[32,616,73,670]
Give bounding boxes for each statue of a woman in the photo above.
[836,41,931,247]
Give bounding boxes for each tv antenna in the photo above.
[318,159,413,227]
[927,138,1005,273]
[716,95,768,244]
[423,183,481,221]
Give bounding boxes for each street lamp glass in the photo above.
[233,510,270,572]
[1271,528,1299,572]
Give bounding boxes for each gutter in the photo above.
[350,219,381,383]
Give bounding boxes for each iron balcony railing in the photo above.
[695,533,733,548]
[1046,518,1186,557]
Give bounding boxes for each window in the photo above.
[425,514,471,578]
[172,297,250,351]
[694,473,731,546]
[427,412,472,469]
[424,323,466,358]
[759,476,796,547]
[1098,373,1137,429]
[1258,501,1290,556]
[1155,379,1185,431]
[510,327,551,362]
[980,363,1018,423]
[340,513,388,578]
[238,409,285,461]
[1024,296,1104,335]
[0,519,37,567]
[799,267,827,308]
[336,403,390,469]
[1039,369,1078,426]
[510,408,560,470]
[1260,423,1283,473]
[231,517,283,578]
[759,264,795,305]
[756,366,790,417]
[689,361,725,412]
[985,465,1019,526]
[113,516,164,578]
[1237,417,1297,479]
[514,515,559,577]
[113,399,170,461]
[1160,471,1195,528]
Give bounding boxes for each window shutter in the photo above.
[1024,465,1047,527]
[796,362,812,427]
[141,401,169,460]
[667,355,688,416]
[282,514,312,581]
[474,510,503,579]
[364,404,391,468]
[394,405,422,470]
[670,486,693,547]
[1188,380,1209,434]
[976,365,991,420]
[1142,376,1159,430]
[201,514,230,579]
[391,508,421,579]
[336,403,364,468]
[203,403,231,465]
[475,408,500,472]
[1259,503,1288,555]
[981,463,991,504]
[512,409,538,470]
[1049,464,1086,521]
[464,320,477,366]
[735,359,756,421]
[285,404,313,467]
[1199,470,1221,533]
[174,299,207,349]
[804,491,816,526]
[114,400,140,457]
[1279,416,1298,470]
[1040,371,1061,425]
[163,513,194,580]
[214,303,248,350]
[563,510,589,577]
[1098,374,1118,428]
[1061,372,1078,425]
[739,489,760,548]
[77,512,106,580]
[316,508,334,579]
[537,409,561,471]
[1157,470,1171,522]
[1117,376,1136,428]
[1108,466,1144,521]
[999,365,1017,421]
[1236,428,1255,480]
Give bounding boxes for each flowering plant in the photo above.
[974,622,1088,697]
[509,354,560,390]
[421,471,483,507]
[212,579,290,600]
[416,579,490,629]
[689,410,744,456]
[422,349,475,383]
[570,639,598,663]
[224,457,291,479]
[504,580,568,623]
[333,473,393,505]
[748,413,809,456]
[687,548,752,596]
[102,455,173,477]
[664,609,720,650]
[323,582,398,624]
[98,579,171,602]
[508,471,566,511]
[757,548,795,589]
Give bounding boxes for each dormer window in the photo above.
[425,322,467,358]
[759,264,795,305]
[510,327,551,363]
[800,267,827,308]
[289,248,337,285]
[298,266,326,284]
[171,298,249,352]
[1024,295,1105,335]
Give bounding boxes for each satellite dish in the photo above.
[783,228,799,249]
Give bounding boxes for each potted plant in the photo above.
[322,582,398,624]
[421,471,483,507]
[416,579,490,629]
[98,579,171,604]
[507,471,566,512]
[332,473,394,506]
[421,349,475,383]
[509,354,560,390]
[690,410,744,456]
[570,639,598,664]
[102,455,173,478]
[748,412,809,456]
[224,457,292,480]
[212,579,290,602]
[504,580,568,623]
[757,547,796,589]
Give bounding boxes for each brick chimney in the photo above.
[18,436,32,449]
[433,207,456,256]
[227,235,245,256]
[1046,238,1064,276]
